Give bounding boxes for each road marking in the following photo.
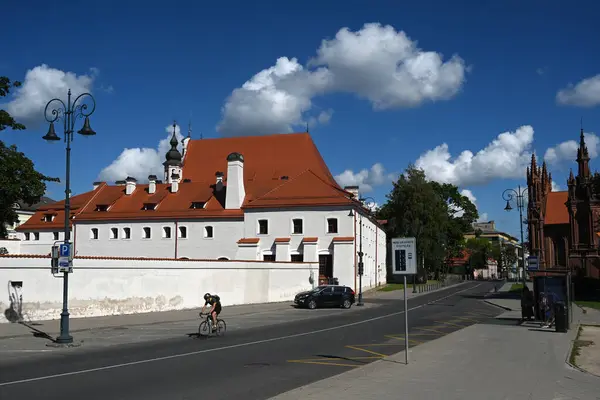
[407,332,439,336]
[0,282,481,387]
[414,327,446,335]
[346,345,388,358]
[435,320,467,328]
[466,311,494,318]
[287,360,358,367]
[455,316,480,323]
[290,356,381,362]
[383,335,423,344]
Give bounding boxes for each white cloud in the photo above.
[2,64,97,126]
[450,189,488,222]
[98,124,183,183]
[551,181,561,192]
[217,23,467,136]
[556,74,600,107]
[334,162,396,193]
[544,132,599,166]
[308,109,334,128]
[415,125,535,187]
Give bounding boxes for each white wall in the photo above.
[0,256,318,323]
[354,211,387,292]
[19,230,67,255]
[73,220,243,260]
[4,210,34,240]
[0,240,21,254]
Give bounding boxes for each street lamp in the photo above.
[43,89,97,345]
[355,196,377,306]
[502,185,527,287]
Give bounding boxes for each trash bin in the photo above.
[554,302,567,333]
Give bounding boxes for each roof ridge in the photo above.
[78,182,108,216]
[190,132,310,143]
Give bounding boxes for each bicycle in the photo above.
[198,312,227,337]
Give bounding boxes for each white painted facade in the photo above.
[0,256,318,323]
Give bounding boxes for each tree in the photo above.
[0,76,59,238]
[379,165,477,281]
[466,237,492,270]
[491,243,518,278]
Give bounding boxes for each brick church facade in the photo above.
[527,129,600,280]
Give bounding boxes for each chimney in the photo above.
[125,176,137,195]
[225,153,245,209]
[93,181,103,190]
[215,171,224,192]
[344,186,359,199]
[171,172,180,193]
[148,175,157,194]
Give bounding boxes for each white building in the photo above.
[15,130,388,292]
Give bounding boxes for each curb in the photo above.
[364,280,469,300]
[565,323,600,379]
[483,300,514,311]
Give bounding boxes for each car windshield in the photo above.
[310,286,327,293]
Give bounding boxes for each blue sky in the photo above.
[2,0,600,238]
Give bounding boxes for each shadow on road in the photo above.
[314,354,369,365]
[17,321,56,343]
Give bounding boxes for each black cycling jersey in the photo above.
[205,295,221,306]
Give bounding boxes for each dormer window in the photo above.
[190,202,206,209]
[95,205,109,212]
[142,203,156,211]
[44,214,54,222]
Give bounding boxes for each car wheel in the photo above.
[342,299,352,309]
[308,300,317,309]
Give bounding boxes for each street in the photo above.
[0,282,499,400]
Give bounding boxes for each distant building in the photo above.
[527,129,600,280]
[3,197,55,240]
[15,130,387,291]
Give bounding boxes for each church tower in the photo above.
[163,122,183,185]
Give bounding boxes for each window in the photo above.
[162,226,172,239]
[53,232,59,241]
[190,202,206,209]
[123,227,131,239]
[217,257,229,261]
[44,214,53,222]
[327,218,338,234]
[24,232,30,241]
[95,205,109,211]
[110,227,119,239]
[291,253,304,262]
[90,228,99,240]
[292,219,303,234]
[33,232,40,241]
[204,226,214,238]
[178,226,187,239]
[258,219,269,235]
[263,254,275,261]
[142,203,156,211]
[142,227,151,239]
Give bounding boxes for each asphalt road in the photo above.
[0,281,500,400]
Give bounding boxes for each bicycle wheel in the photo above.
[216,319,226,336]
[198,321,210,336]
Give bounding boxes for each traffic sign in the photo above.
[527,255,539,271]
[391,237,416,275]
[59,243,71,258]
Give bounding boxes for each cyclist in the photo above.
[201,292,221,331]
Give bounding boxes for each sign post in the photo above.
[391,237,417,365]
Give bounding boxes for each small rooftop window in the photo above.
[190,202,206,209]
[142,203,157,211]
[95,205,109,212]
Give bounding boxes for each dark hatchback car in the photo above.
[294,285,356,309]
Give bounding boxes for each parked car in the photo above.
[294,285,355,309]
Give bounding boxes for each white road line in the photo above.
[0,283,482,387]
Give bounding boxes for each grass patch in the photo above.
[569,325,595,367]
[509,283,524,293]
[575,301,600,310]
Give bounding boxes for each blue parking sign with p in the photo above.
[59,243,70,257]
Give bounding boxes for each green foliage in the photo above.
[491,243,519,276]
[466,237,492,269]
[379,164,479,280]
[0,77,26,131]
[0,76,60,238]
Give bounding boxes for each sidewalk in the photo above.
[269,305,600,400]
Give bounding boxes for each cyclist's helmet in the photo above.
[204,293,211,301]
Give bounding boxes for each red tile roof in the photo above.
[545,191,569,225]
[17,132,354,229]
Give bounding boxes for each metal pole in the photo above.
[56,91,73,345]
[517,185,526,288]
[403,275,409,365]
[357,214,364,306]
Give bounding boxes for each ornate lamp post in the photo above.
[502,185,527,287]
[356,196,376,306]
[42,89,97,344]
